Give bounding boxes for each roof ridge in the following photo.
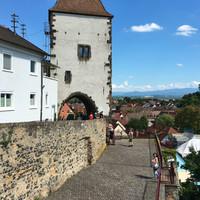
[0,26,48,55]
[49,0,113,18]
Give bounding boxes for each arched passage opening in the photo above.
[59,92,98,119]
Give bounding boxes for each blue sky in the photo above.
[1,0,200,92]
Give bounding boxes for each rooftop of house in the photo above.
[146,124,179,141]
[0,25,47,56]
[49,0,113,18]
[112,113,127,126]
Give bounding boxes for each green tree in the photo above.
[116,105,121,110]
[175,106,200,134]
[168,134,178,148]
[179,91,200,107]
[180,181,199,200]
[180,148,200,200]
[124,97,131,103]
[140,115,148,130]
[156,114,175,127]
[127,116,148,131]
[182,148,200,182]
[126,109,134,113]
[127,118,140,130]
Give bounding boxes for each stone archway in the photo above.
[61,92,98,116]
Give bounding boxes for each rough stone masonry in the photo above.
[0,119,106,200]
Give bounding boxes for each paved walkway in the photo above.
[46,139,158,200]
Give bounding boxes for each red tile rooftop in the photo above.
[49,0,113,18]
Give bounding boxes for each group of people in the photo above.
[107,123,159,179]
[61,111,104,121]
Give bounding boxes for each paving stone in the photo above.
[45,139,157,200]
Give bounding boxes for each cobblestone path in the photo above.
[45,139,158,200]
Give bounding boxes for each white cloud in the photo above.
[129,76,134,79]
[131,23,163,32]
[112,81,200,92]
[112,83,152,92]
[157,81,200,90]
[176,25,198,36]
[124,81,128,86]
[177,63,183,67]
[112,84,125,89]
[128,85,152,91]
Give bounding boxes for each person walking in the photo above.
[89,113,93,120]
[100,111,104,118]
[67,111,74,120]
[128,128,133,147]
[109,127,115,145]
[152,153,159,179]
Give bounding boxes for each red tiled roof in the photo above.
[112,113,127,125]
[49,0,113,18]
[0,26,47,55]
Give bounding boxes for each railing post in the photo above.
[156,167,161,200]
[171,162,175,184]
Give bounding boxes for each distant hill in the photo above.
[112,88,198,98]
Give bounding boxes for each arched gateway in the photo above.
[62,92,98,116]
[49,0,113,116]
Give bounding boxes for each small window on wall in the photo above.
[30,94,36,107]
[64,71,72,84]
[78,45,91,60]
[0,93,12,108]
[30,60,36,73]
[45,93,48,107]
[3,53,11,70]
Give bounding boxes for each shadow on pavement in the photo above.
[135,175,152,180]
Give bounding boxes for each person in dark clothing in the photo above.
[82,113,87,120]
[67,111,74,120]
[109,128,115,145]
[100,111,104,118]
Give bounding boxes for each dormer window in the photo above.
[78,45,91,60]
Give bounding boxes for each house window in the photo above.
[30,60,36,73]
[78,45,91,59]
[43,65,50,77]
[64,71,72,83]
[0,93,12,108]
[30,94,36,106]
[3,54,11,70]
[45,93,48,106]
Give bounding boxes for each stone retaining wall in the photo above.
[0,119,106,200]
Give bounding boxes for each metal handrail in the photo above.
[156,167,162,200]
[155,132,162,200]
[155,133,175,200]
[155,132,163,167]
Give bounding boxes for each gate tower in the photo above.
[49,0,113,116]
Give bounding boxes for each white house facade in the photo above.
[0,26,57,123]
[49,0,113,116]
[43,76,58,121]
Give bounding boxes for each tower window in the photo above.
[65,71,72,84]
[78,45,91,60]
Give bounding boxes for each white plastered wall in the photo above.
[50,13,112,115]
[0,42,42,123]
[0,42,58,123]
[42,76,58,121]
